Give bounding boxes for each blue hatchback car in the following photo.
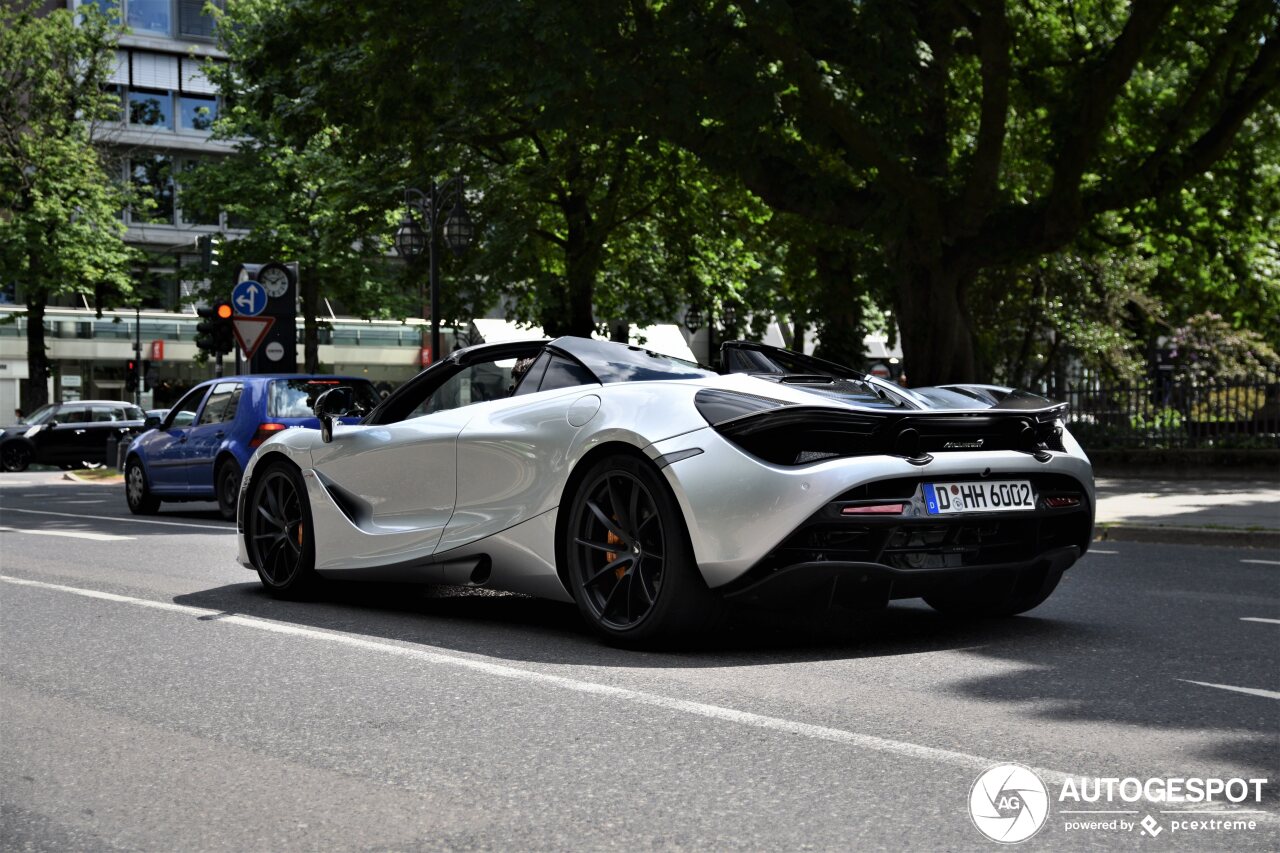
[124,375,381,519]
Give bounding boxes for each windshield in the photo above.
[268,379,381,418]
[21,404,57,425]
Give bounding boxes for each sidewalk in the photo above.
[1094,478,1280,548]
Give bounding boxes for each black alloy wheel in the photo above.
[247,464,317,598]
[1,442,32,473]
[565,455,721,646]
[215,459,242,522]
[124,457,160,514]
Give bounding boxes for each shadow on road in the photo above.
[175,557,1278,777]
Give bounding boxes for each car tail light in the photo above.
[250,422,287,448]
[841,503,905,515]
[1045,495,1081,508]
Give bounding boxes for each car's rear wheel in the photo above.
[124,457,160,514]
[564,454,720,647]
[923,566,1062,618]
[1,442,32,473]
[215,459,241,522]
[247,463,318,599]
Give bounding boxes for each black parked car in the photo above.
[0,400,147,472]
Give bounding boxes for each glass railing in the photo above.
[0,312,423,347]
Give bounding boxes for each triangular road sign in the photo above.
[232,315,275,359]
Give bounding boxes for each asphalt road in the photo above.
[1,471,1277,851]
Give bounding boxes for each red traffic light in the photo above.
[215,302,233,319]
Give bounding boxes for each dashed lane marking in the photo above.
[0,526,133,542]
[1180,680,1280,701]
[0,507,232,531]
[1241,559,1280,566]
[1240,617,1280,625]
[1089,549,1119,554]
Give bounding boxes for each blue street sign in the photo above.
[232,280,265,317]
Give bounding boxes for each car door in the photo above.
[147,385,210,490]
[184,381,241,492]
[309,344,542,555]
[86,405,137,466]
[37,404,92,466]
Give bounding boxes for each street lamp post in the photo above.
[393,177,474,365]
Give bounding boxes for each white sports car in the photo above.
[237,337,1094,645]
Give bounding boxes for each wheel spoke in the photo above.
[575,537,620,555]
[584,554,631,586]
[626,481,641,538]
[634,559,657,605]
[585,499,629,543]
[606,476,631,533]
[256,502,283,529]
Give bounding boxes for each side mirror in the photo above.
[314,386,355,443]
[47,419,60,428]
[144,415,162,429]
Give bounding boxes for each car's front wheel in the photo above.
[923,566,1062,618]
[124,457,160,514]
[215,459,242,522]
[1,442,32,473]
[246,463,318,599]
[564,454,721,647]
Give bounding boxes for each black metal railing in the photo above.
[1062,372,1280,449]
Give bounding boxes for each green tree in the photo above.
[180,121,406,372]
[0,2,133,411]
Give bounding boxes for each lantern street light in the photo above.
[393,176,473,365]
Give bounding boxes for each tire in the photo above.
[563,454,722,647]
[124,457,161,514]
[1,442,32,473]
[923,565,1063,618]
[215,459,242,522]
[245,462,319,599]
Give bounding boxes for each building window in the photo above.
[126,0,171,36]
[127,89,173,129]
[178,94,217,131]
[130,156,176,225]
[178,0,223,40]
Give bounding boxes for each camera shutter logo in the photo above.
[969,763,1050,843]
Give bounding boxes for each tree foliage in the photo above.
[219,0,1278,382]
[0,2,133,410]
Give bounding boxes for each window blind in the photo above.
[130,52,179,91]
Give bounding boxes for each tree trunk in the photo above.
[22,298,50,414]
[811,250,864,367]
[894,261,976,386]
[542,192,599,338]
[300,264,320,372]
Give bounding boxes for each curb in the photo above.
[1093,524,1280,549]
[62,470,124,485]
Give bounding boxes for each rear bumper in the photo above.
[721,544,1080,608]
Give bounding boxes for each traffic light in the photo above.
[125,359,138,393]
[198,233,223,274]
[196,301,235,356]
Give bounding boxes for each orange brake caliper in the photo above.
[605,524,627,579]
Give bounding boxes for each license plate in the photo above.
[924,481,1035,514]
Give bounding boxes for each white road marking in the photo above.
[1241,559,1280,566]
[1241,617,1280,625]
[63,500,106,505]
[1180,680,1280,701]
[0,526,133,542]
[0,573,1072,782]
[1089,549,1119,555]
[0,507,232,531]
[0,481,35,486]
[3,572,1275,824]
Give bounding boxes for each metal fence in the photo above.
[1062,372,1280,449]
